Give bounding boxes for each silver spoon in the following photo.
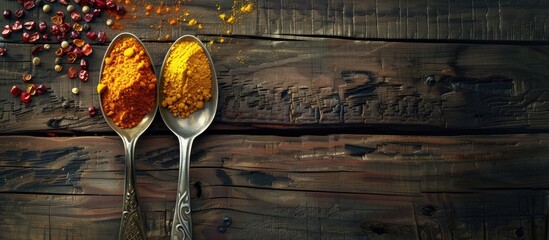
[98,32,157,240]
[158,35,218,240]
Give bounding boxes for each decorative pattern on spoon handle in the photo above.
[121,182,146,240]
[172,190,192,239]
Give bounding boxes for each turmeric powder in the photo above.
[97,37,157,128]
[161,39,212,118]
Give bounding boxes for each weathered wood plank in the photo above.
[3,134,549,195]
[1,39,549,133]
[1,189,547,239]
[1,135,549,239]
[3,0,548,42]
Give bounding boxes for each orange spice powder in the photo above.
[97,37,157,128]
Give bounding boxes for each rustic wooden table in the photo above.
[1,0,549,239]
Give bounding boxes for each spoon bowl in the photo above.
[98,32,157,240]
[158,35,218,240]
[158,35,218,138]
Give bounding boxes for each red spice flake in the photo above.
[0,47,6,56]
[55,47,65,57]
[73,39,85,47]
[82,43,93,56]
[42,34,51,41]
[79,69,89,82]
[80,58,88,70]
[106,0,116,9]
[94,0,106,9]
[20,92,32,104]
[10,86,22,97]
[12,21,22,32]
[69,30,80,39]
[23,0,36,10]
[50,24,60,35]
[67,52,78,63]
[55,10,65,18]
[14,10,24,19]
[51,16,63,25]
[67,66,78,79]
[22,32,30,42]
[23,20,35,31]
[72,47,83,58]
[32,45,43,55]
[93,8,102,17]
[22,73,32,82]
[73,23,83,32]
[97,30,107,44]
[26,83,37,95]
[2,25,11,38]
[59,23,71,33]
[84,13,94,22]
[38,21,47,33]
[86,31,97,40]
[28,32,40,43]
[70,11,82,22]
[58,0,70,5]
[36,85,47,95]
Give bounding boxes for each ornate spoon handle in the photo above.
[120,138,147,240]
[171,136,193,240]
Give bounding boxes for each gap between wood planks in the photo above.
[5,124,549,138]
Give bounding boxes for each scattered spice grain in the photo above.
[161,39,212,118]
[98,37,156,128]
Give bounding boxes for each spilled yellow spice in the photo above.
[161,40,212,118]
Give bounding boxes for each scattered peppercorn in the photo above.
[43,44,51,50]
[82,6,90,14]
[87,106,97,117]
[54,64,63,72]
[42,4,51,13]
[3,10,11,19]
[66,5,75,12]
[106,19,113,26]
[71,87,79,94]
[61,100,69,109]
[32,57,41,66]
[61,40,69,49]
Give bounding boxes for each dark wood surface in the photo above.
[1,0,549,239]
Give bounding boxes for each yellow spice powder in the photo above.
[161,40,212,118]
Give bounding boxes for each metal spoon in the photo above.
[98,32,157,240]
[158,35,218,240]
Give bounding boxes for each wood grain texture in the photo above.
[3,0,548,42]
[1,135,549,239]
[1,39,549,133]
